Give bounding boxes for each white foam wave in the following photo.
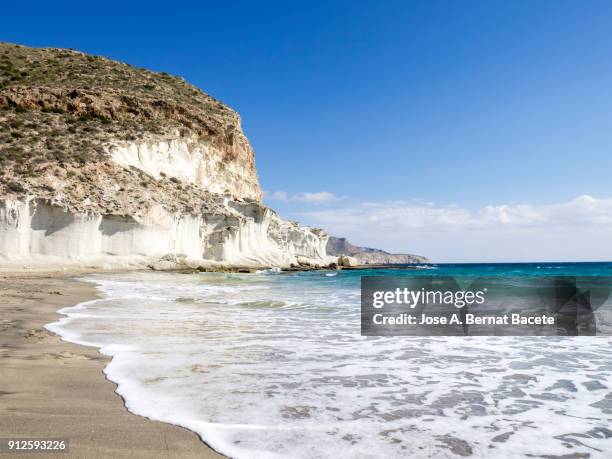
[47,272,612,458]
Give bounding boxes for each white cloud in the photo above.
[265,190,340,204]
[294,192,339,203]
[267,191,290,201]
[297,195,612,263]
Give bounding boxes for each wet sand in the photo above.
[0,272,224,458]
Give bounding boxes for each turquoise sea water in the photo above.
[47,263,612,458]
[337,261,612,278]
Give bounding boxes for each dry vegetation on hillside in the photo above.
[0,42,239,168]
[0,42,251,207]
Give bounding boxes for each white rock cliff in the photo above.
[0,43,334,270]
[0,139,333,270]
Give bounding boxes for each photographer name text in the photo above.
[372,312,556,326]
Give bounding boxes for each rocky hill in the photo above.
[326,236,428,265]
[0,42,334,270]
[0,42,260,204]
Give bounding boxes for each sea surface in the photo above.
[47,263,612,458]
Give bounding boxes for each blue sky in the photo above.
[4,1,612,261]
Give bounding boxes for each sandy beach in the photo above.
[0,272,223,458]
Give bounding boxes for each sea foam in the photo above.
[47,271,612,458]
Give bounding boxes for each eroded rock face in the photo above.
[110,136,261,201]
[0,42,331,269]
[0,198,334,269]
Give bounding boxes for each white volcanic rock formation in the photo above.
[0,43,333,270]
[110,134,261,201]
[0,196,331,269]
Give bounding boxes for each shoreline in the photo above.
[0,258,296,276]
[0,272,224,458]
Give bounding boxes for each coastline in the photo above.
[0,272,224,458]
